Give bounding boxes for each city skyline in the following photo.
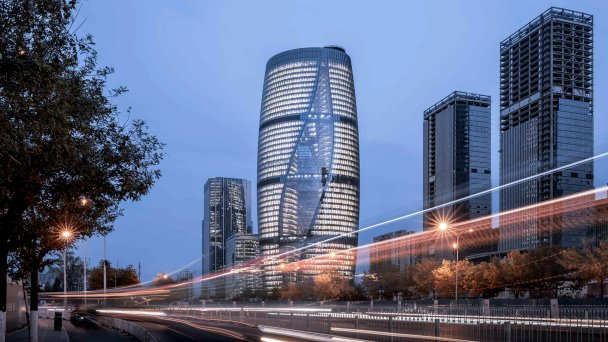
[74,1,608,283]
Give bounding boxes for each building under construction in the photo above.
[499,7,594,252]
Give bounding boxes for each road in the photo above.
[110,314,267,342]
[64,320,134,342]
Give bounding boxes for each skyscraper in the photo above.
[423,91,492,233]
[224,233,261,298]
[499,8,594,251]
[257,46,360,291]
[202,177,252,297]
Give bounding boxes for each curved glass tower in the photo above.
[257,46,360,291]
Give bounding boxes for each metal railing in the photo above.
[150,301,608,342]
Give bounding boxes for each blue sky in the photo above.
[76,0,608,281]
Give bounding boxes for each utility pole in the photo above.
[138,262,141,282]
[103,236,107,304]
[83,240,87,309]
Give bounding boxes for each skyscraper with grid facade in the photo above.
[499,8,594,252]
[423,91,492,231]
[202,177,252,298]
[257,46,360,292]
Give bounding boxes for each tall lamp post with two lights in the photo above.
[453,228,474,303]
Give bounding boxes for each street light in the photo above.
[438,222,449,231]
[59,229,75,313]
[453,228,474,303]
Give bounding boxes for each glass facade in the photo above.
[499,8,594,251]
[257,47,360,291]
[202,177,252,298]
[224,233,261,299]
[423,91,492,233]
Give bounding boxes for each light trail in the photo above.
[47,152,608,298]
[271,151,608,261]
[156,316,247,341]
[97,309,166,316]
[330,327,476,342]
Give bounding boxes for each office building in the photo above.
[224,233,261,298]
[257,46,360,292]
[423,91,492,233]
[202,177,252,298]
[499,8,594,251]
[370,230,415,273]
[175,269,194,302]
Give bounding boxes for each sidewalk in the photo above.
[6,318,69,342]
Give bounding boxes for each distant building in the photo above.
[256,46,360,292]
[423,91,492,233]
[224,233,261,299]
[370,230,415,273]
[499,8,594,252]
[202,177,252,298]
[175,269,194,302]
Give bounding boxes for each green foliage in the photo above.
[0,0,163,314]
[88,261,139,290]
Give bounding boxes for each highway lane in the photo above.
[64,319,135,342]
[109,314,265,342]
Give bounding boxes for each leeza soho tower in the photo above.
[257,47,360,291]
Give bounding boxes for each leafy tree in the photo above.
[432,260,471,298]
[153,274,176,287]
[465,258,502,299]
[500,250,531,298]
[412,258,437,298]
[88,261,139,290]
[313,273,344,301]
[0,0,163,340]
[560,241,608,298]
[280,283,299,301]
[360,272,381,300]
[525,247,566,298]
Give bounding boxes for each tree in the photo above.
[153,274,176,287]
[360,272,381,300]
[313,273,343,301]
[280,283,299,301]
[412,258,437,298]
[432,260,465,298]
[88,261,139,290]
[526,247,566,298]
[465,258,502,299]
[500,250,531,298]
[0,1,163,340]
[560,241,608,298]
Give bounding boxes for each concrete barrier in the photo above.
[96,316,157,342]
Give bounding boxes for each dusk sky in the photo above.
[75,0,608,282]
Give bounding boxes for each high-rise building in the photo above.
[175,269,194,302]
[202,177,252,297]
[257,46,360,292]
[423,91,492,233]
[224,233,261,298]
[370,230,415,273]
[499,8,594,252]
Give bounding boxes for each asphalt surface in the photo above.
[111,314,265,342]
[64,320,134,342]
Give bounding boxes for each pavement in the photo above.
[6,316,136,342]
[114,314,263,341]
[6,318,68,342]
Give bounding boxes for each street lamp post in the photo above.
[60,230,74,314]
[453,228,474,303]
[103,235,107,304]
[63,248,67,311]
